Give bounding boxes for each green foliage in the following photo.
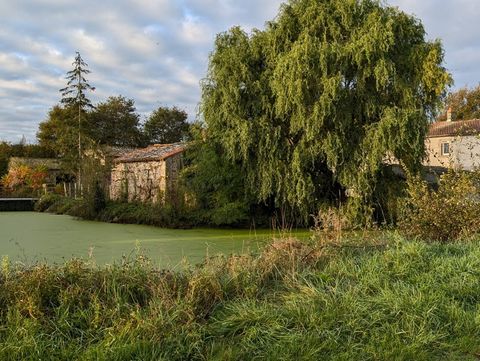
[88,96,144,147]
[93,181,106,214]
[143,106,189,145]
[181,125,254,226]
[37,105,90,172]
[97,201,188,228]
[72,157,108,219]
[3,236,480,359]
[372,165,407,225]
[202,0,451,224]
[438,84,480,121]
[35,193,64,212]
[36,194,192,228]
[400,170,480,242]
[60,52,95,110]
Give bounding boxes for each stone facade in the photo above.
[109,143,185,203]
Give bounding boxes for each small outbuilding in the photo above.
[109,143,186,203]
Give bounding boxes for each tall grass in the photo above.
[1,234,480,360]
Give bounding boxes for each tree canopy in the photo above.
[143,106,189,144]
[88,96,143,147]
[37,105,88,172]
[438,85,480,121]
[201,0,451,222]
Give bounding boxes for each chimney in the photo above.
[447,107,455,122]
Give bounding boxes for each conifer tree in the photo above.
[59,52,95,190]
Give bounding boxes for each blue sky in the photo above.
[1,0,479,143]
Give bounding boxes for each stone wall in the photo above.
[109,152,183,203]
[110,161,165,202]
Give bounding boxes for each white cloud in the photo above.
[0,0,479,142]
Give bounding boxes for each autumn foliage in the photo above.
[1,165,48,193]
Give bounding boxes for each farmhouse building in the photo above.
[426,111,480,171]
[110,143,185,203]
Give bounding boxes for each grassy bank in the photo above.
[1,233,480,360]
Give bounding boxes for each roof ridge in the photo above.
[113,143,186,163]
[428,119,480,138]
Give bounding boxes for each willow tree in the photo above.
[201,0,451,223]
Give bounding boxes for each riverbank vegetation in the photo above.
[36,193,192,228]
[1,233,480,360]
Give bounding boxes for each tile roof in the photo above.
[106,146,137,158]
[113,143,186,163]
[428,119,480,138]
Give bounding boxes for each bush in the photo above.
[36,194,194,228]
[35,194,81,215]
[93,181,106,214]
[35,194,64,212]
[1,165,48,195]
[97,201,191,228]
[399,170,480,242]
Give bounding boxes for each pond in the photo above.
[0,212,311,267]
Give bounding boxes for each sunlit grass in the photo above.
[1,232,480,360]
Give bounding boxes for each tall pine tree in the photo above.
[59,52,95,190]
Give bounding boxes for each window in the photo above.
[441,142,450,155]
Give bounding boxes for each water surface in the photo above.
[0,212,310,267]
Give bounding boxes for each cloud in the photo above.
[388,0,480,87]
[0,0,479,142]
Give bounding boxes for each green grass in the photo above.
[1,233,480,360]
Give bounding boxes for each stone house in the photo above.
[110,143,186,203]
[426,110,480,171]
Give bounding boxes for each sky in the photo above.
[1,0,479,143]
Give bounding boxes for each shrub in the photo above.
[35,194,80,215]
[97,201,191,228]
[399,170,480,242]
[35,194,63,212]
[93,181,106,214]
[1,165,48,194]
